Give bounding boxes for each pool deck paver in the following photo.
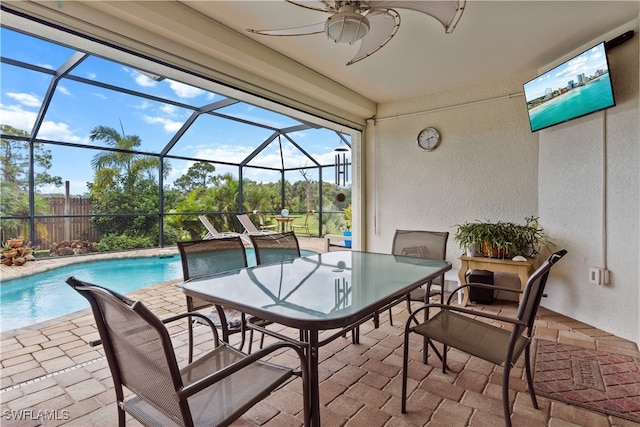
[2,238,639,426]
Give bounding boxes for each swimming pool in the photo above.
[0,249,313,332]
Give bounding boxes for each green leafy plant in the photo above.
[454,217,553,258]
[343,204,352,231]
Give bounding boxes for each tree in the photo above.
[0,125,61,240]
[88,124,172,247]
[0,124,63,190]
[298,169,313,212]
[173,161,217,194]
[89,125,170,191]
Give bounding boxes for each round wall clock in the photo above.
[417,127,441,151]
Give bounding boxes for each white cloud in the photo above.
[127,68,157,88]
[135,100,151,110]
[142,115,182,133]
[37,180,89,196]
[38,121,87,144]
[135,72,157,87]
[93,93,107,100]
[58,86,72,96]
[7,92,41,107]
[161,104,178,116]
[0,103,88,143]
[167,80,204,98]
[86,72,97,79]
[0,104,36,130]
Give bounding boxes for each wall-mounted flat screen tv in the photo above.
[523,42,615,132]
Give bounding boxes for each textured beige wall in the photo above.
[538,20,639,343]
[367,71,539,265]
[368,20,639,344]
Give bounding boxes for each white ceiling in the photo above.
[183,1,638,103]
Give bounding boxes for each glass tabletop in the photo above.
[182,251,451,329]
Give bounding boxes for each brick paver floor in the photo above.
[2,239,639,426]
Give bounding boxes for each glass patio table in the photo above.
[181,250,451,426]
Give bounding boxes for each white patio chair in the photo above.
[236,214,278,237]
[198,215,242,240]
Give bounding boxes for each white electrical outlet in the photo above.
[589,267,610,285]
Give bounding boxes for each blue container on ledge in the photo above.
[343,231,352,248]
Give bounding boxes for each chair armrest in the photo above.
[446,282,523,305]
[162,312,221,345]
[406,303,527,329]
[177,341,309,399]
[89,311,220,347]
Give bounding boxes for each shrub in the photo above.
[95,234,154,252]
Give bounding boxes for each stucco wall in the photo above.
[367,20,639,344]
[366,72,539,268]
[538,21,639,343]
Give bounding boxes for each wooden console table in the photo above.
[458,255,538,306]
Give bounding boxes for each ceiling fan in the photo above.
[246,0,466,66]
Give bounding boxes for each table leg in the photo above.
[307,330,321,426]
[458,262,469,306]
[518,269,530,302]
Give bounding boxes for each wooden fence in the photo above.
[37,197,100,249]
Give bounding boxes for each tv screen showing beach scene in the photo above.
[523,42,615,132]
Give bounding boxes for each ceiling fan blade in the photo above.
[367,0,466,33]
[346,9,399,66]
[247,21,325,37]
[285,0,336,13]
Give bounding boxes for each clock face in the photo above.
[417,127,440,151]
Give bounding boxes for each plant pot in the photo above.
[465,244,478,257]
[342,231,352,248]
[12,257,26,266]
[1,257,12,266]
[17,247,32,257]
[481,241,508,258]
[8,239,23,248]
[2,249,17,258]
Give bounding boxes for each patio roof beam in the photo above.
[30,51,88,139]
[63,73,198,112]
[160,98,240,156]
[0,57,56,75]
[240,133,280,167]
[282,134,321,167]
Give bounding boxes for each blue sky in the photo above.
[1,27,348,195]
[523,43,609,101]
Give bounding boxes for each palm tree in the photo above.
[90,125,142,175]
[89,125,170,185]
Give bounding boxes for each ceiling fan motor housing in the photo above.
[325,5,370,44]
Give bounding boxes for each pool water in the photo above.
[1,249,312,332]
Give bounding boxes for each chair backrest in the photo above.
[177,237,248,311]
[392,230,449,286]
[301,210,313,225]
[250,231,301,265]
[198,215,219,236]
[236,214,260,233]
[67,276,189,424]
[177,237,247,281]
[254,211,269,228]
[516,249,567,334]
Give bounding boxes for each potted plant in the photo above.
[12,256,26,266]
[2,242,17,259]
[8,237,24,248]
[454,217,552,258]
